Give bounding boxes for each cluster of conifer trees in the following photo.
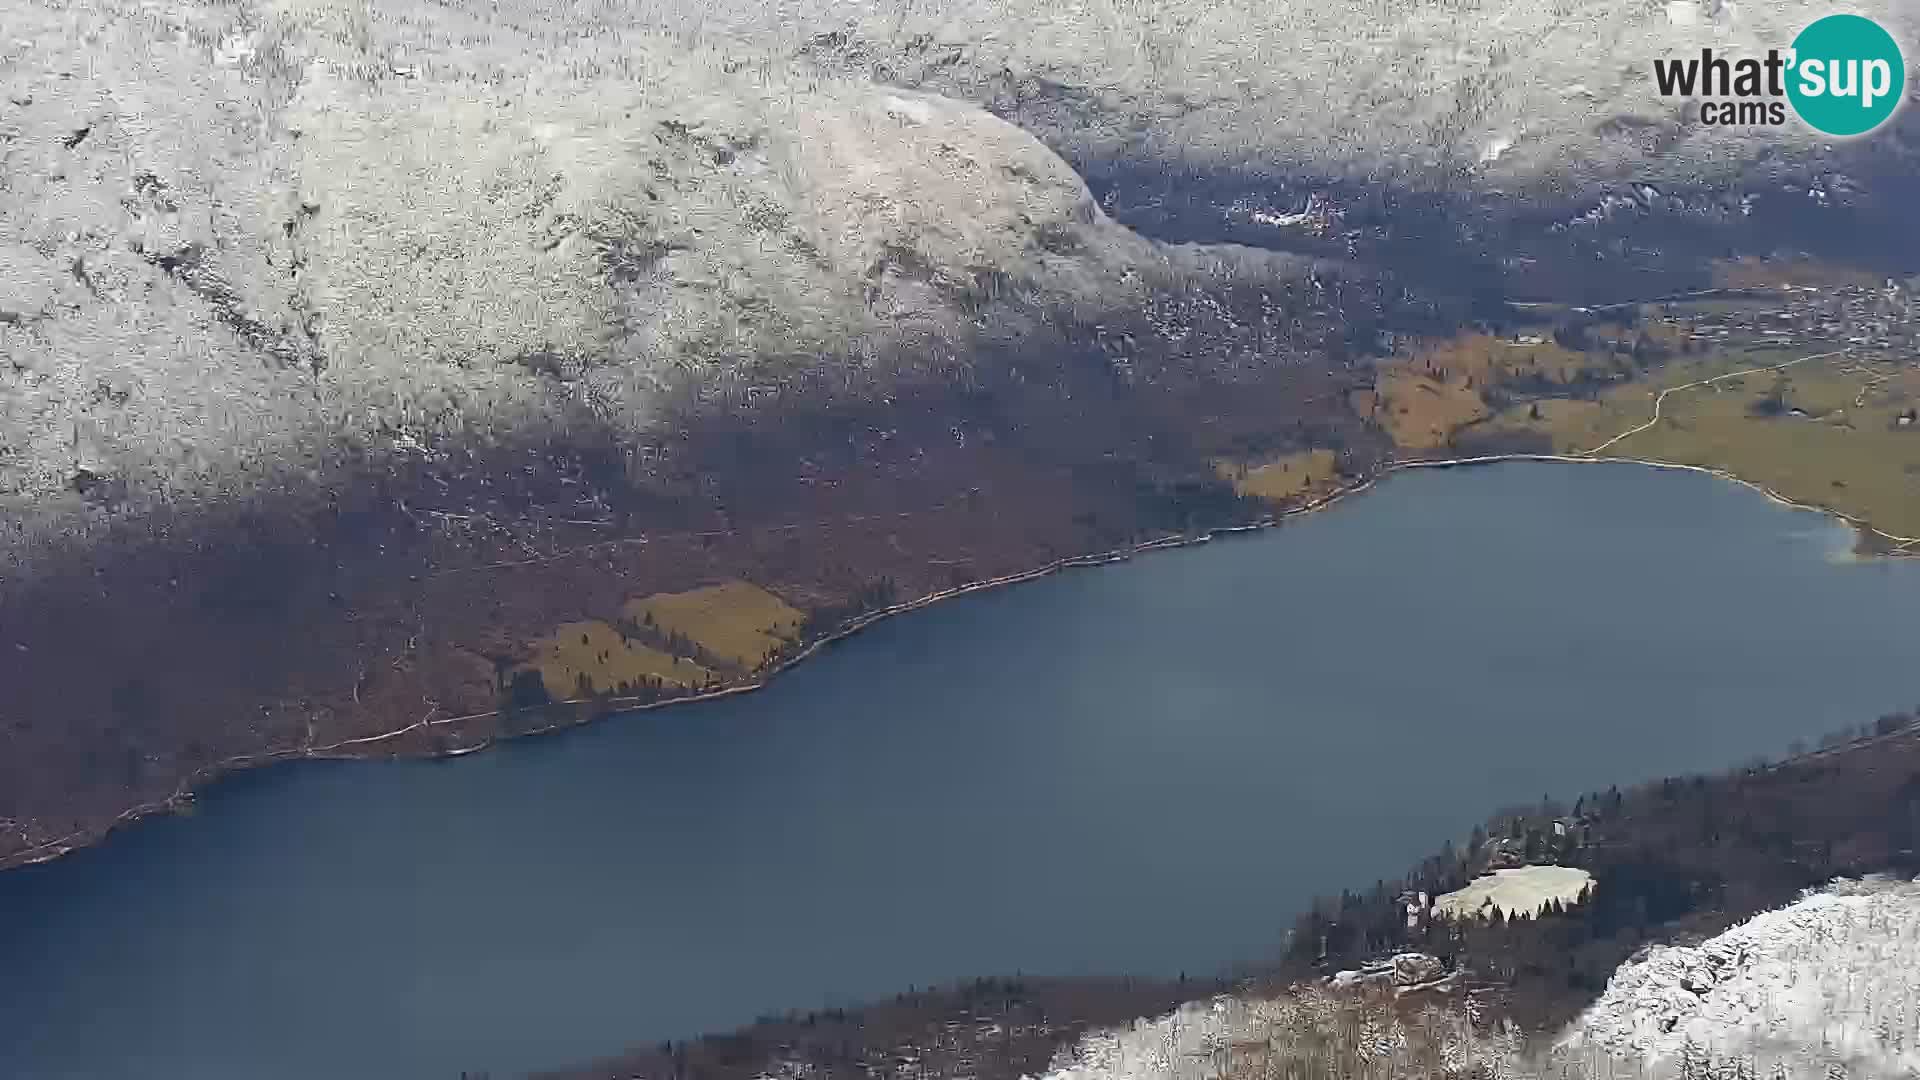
[1283,711,1920,1029]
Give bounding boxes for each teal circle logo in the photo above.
[1786,14,1905,137]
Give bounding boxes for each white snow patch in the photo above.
[211,33,253,66]
[1434,865,1593,920]
[882,93,935,124]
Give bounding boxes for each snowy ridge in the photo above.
[1557,876,1920,1079]
[605,0,1920,188]
[1033,987,1520,1080]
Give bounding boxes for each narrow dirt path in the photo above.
[1580,350,1846,457]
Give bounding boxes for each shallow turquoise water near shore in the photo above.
[2,462,1917,1080]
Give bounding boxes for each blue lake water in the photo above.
[3,462,1918,1079]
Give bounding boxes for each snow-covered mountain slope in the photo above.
[1556,876,1920,1079]
[7,0,1916,553]
[512,0,1920,190]
[11,0,1919,501]
[1,0,1183,552]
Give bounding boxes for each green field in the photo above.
[1478,350,1920,543]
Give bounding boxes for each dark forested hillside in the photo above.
[1279,710,1920,1030]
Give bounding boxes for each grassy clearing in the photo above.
[1481,351,1920,539]
[527,620,711,699]
[1371,332,1620,450]
[1369,319,1920,543]
[1217,449,1343,503]
[623,580,805,671]
[1711,255,1887,291]
[1374,366,1491,450]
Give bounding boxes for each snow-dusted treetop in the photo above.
[1558,875,1920,1079]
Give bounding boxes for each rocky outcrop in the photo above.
[1328,951,1451,992]
[1391,952,1446,987]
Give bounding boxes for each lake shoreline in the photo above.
[12,455,1920,1080]
[1,452,1908,875]
[1396,452,1920,556]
